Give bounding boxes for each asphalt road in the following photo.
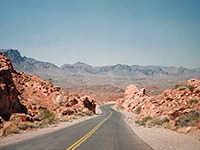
[0,104,153,150]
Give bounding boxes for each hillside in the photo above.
[114,79,200,134]
[0,52,96,137]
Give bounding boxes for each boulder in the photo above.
[62,108,74,116]
[9,113,27,122]
[188,78,200,88]
[124,84,139,99]
[81,96,96,114]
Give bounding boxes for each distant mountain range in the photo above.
[1,49,200,80]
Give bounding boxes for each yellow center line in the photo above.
[66,106,112,150]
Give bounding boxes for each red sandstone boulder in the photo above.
[124,84,139,99]
[81,96,96,114]
[188,78,200,88]
[9,113,28,122]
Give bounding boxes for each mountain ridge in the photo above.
[1,49,200,79]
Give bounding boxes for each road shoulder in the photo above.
[112,107,200,150]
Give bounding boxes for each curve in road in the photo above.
[0,104,153,150]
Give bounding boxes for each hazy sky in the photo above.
[0,0,200,68]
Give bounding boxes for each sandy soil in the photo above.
[0,105,102,147]
[117,108,200,150]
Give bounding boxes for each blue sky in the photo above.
[0,0,200,68]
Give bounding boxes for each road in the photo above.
[0,104,153,150]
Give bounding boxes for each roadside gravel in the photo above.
[119,109,200,150]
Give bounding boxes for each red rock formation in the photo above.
[0,52,27,121]
[115,84,150,112]
[0,52,97,138]
[81,96,96,114]
[115,79,200,129]
[124,84,139,100]
[0,52,96,123]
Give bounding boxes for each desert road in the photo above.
[0,104,153,150]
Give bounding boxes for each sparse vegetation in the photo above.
[179,87,187,91]
[188,85,195,92]
[32,91,37,94]
[174,84,182,89]
[148,117,170,127]
[117,105,125,110]
[135,116,153,126]
[189,99,198,104]
[12,117,20,126]
[176,111,200,127]
[18,122,40,130]
[134,106,141,114]
[40,109,55,124]
[3,125,20,136]
[38,105,47,110]
[150,98,156,102]
[0,123,4,130]
[84,111,93,116]
[33,109,56,126]
[173,84,186,91]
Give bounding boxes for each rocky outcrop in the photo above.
[115,79,200,131]
[0,52,96,132]
[81,96,96,114]
[124,84,139,100]
[0,52,97,138]
[12,72,97,119]
[0,52,27,121]
[115,85,149,112]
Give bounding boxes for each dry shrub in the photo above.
[117,105,125,110]
[18,122,40,130]
[177,111,200,127]
[135,116,153,126]
[3,124,20,136]
[134,106,141,114]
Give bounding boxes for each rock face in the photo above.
[0,52,27,120]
